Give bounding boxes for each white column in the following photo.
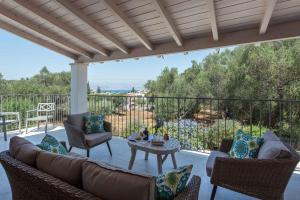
[70,62,89,114]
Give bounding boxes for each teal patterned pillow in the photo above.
[84,115,105,134]
[37,134,67,155]
[229,129,264,159]
[156,165,193,200]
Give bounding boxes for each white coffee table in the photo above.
[127,137,180,174]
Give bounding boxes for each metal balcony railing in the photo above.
[1,94,300,152]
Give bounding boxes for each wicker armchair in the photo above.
[208,138,300,200]
[0,150,201,200]
[63,112,112,157]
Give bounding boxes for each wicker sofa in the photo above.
[0,136,201,200]
[206,131,300,200]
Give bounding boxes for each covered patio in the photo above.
[0,129,299,200]
[1,0,300,200]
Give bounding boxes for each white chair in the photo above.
[0,112,21,141]
[25,103,55,133]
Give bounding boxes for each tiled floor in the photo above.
[0,127,299,200]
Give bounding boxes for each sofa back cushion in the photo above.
[258,131,291,159]
[67,112,90,129]
[36,151,87,188]
[82,161,155,200]
[9,136,41,166]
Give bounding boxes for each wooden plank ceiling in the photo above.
[0,0,300,63]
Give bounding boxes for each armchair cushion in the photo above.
[258,131,291,159]
[67,112,90,129]
[262,130,280,141]
[83,115,105,134]
[229,130,263,159]
[206,151,229,177]
[258,140,291,159]
[85,132,112,147]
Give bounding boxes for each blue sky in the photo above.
[0,29,230,90]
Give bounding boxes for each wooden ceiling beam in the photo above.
[152,0,182,46]
[103,0,153,51]
[259,0,278,34]
[56,0,129,54]
[14,0,108,56]
[78,20,300,63]
[0,6,93,58]
[0,20,77,60]
[207,0,219,41]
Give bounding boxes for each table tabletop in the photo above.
[127,137,180,154]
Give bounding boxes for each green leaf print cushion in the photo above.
[156,165,193,200]
[37,134,67,155]
[229,129,264,159]
[83,115,105,134]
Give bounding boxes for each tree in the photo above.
[87,82,91,94]
[97,86,101,93]
[131,87,136,93]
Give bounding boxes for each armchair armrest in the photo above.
[63,121,86,149]
[26,109,37,119]
[0,115,5,122]
[26,109,37,113]
[175,175,201,200]
[211,157,297,199]
[219,138,233,153]
[104,121,112,132]
[0,112,20,121]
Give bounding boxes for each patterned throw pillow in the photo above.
[156,165,193,200]
[229,129,264,159]
[37,134,67,155]
[84,115,105,134]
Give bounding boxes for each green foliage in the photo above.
[0,66,70,94]
[145,40,300,100]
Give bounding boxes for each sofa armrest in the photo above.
[175,175,201,200]
[211,157,297,199]
[0,151,101,200]
[104,121,112,132]
[63,121,86,149]
[219,138,233,153]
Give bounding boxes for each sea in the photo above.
[101,90,131,94]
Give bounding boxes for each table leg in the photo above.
[145,152,149,160]
[128,148,137,170]
[157,154,163,174]
[162,154,168,163]
[3,124,7,141]
[171,153,177,169]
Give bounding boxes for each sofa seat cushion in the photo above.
[36,151,87,188]
[9,136,42,166]
[85,132,112,147]
[82,161,156,200]
[67,112,90,129]
[206,151,229,177]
